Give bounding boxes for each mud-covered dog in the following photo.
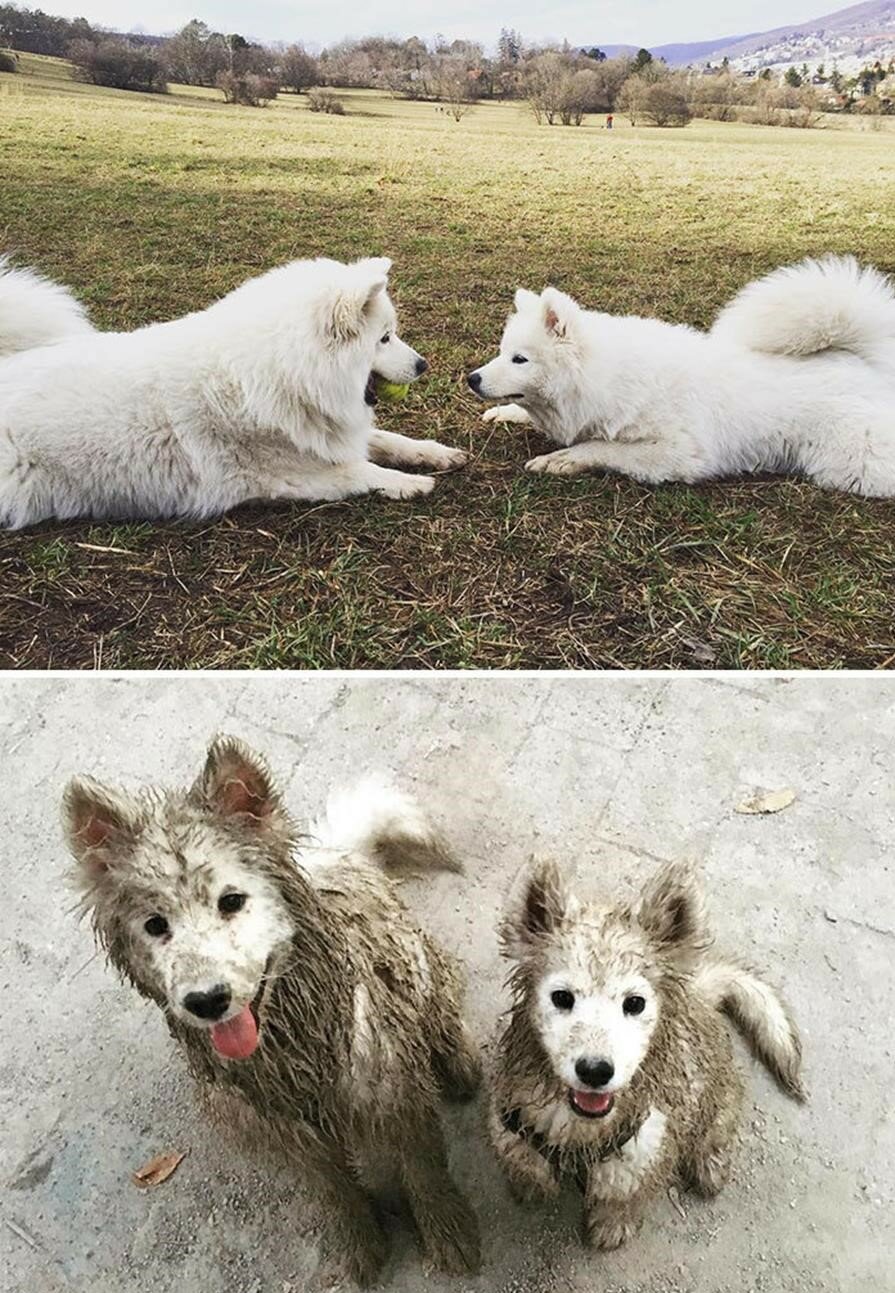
[489,859,805,1251]
[63,739,481,1285]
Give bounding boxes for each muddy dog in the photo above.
[489,859,805,1251]
[64,739,481,1285]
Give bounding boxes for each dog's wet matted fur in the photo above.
[63,739,482,1285]
[489,858,805,1252]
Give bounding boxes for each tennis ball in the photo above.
[374,376,411,403]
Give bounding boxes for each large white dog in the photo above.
[469,257,895,497]
[0,255,466,528]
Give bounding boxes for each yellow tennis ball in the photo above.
[374,376,411,403]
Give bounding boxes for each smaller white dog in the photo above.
[490,859,804,1252]
[469,257,895,497]
[0,255,466,528]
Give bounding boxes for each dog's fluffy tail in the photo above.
[711,256,895,366]
[0,255,94,360]
[694,957,805,1102]
[309,776,460,873]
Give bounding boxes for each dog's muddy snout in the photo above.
[415,356,428,375]
[467,371,483,392]
[575,1057,615,1089]
[183,984,232,1021]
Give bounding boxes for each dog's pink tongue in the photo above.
[573,1089,613,1115]
[211,1006,258,1060]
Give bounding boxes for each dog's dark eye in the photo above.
[623,995,646,1016]
[551,989,575,1011]
[144,914,169,937]
[511,354,528,364]
[380,333,391,344]
[218,892,247,915]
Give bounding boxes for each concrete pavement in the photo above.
[1,675,891,1292]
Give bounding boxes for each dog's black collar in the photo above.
[501,1105,646,1192]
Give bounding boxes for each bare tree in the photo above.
[786,84,825,127]
[279,43,318,93]
[617,74,649,124]
[164,19,227,86]
[688,70,742,121]
[523,51,568,124]
[435,53,478,119]
[642,82,692,127]
[70,37,167,93]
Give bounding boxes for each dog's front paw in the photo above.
[421,1196,481,1276]
[526,451,580,477]
[483,403,530,425]
[340,1226,389,1288]
[584,1212,638,1252]
[426,442,469,472]
[687,1146,732,1198]
[378,471,436,500]
[507,1171,561,1206]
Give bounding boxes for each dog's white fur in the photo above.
[0,255,466,528]
[471,256,895,497]
[0,256,93,358]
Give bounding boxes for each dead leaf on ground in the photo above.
[735,788,797,816]
[132,1150,187,1189]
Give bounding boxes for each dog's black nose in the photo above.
[467,371,482,390]
[183,985,231,1020]
[575,1058,615,1089]
[415,356,428,375]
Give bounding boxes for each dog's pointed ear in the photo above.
[514,288,540,313]
[327,259,392,341]
[194,737,282,828]
[357,258,391,318]
[541,287,579,339]
[63,776,143,883]
[501,858,569,957]
[355,255,392,283]
[636,862,708,962]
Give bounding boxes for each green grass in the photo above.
[2,52,895,669]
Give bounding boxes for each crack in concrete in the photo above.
[832,915,895,941]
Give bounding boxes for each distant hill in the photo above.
[595,1,895,70]
[597,37,757,64]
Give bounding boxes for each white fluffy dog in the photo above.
[0,255,467,528]
[469,257,895,497]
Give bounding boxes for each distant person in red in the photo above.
[606,113,614,129]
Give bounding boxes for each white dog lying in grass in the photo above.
[469,257,895,498]
[0,255,466,528]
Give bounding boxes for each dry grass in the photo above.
[2,53,895,669]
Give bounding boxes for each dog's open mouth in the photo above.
[364,372,378,407]
[569,1088,615,1120]
[209,968,270,1062]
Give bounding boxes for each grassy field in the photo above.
[2,52,895,670]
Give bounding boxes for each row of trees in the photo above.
[3,8,894,123]
[61,20,320,99]
[0,3,108,55]
[519,46,894,131]
[0,10,319,97]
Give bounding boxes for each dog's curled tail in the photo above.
[694,957,806,1102]
[310,775,460,874]
[711,255,895,365]
[0,255,94,360]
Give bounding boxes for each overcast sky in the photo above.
[43,2,822,49]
